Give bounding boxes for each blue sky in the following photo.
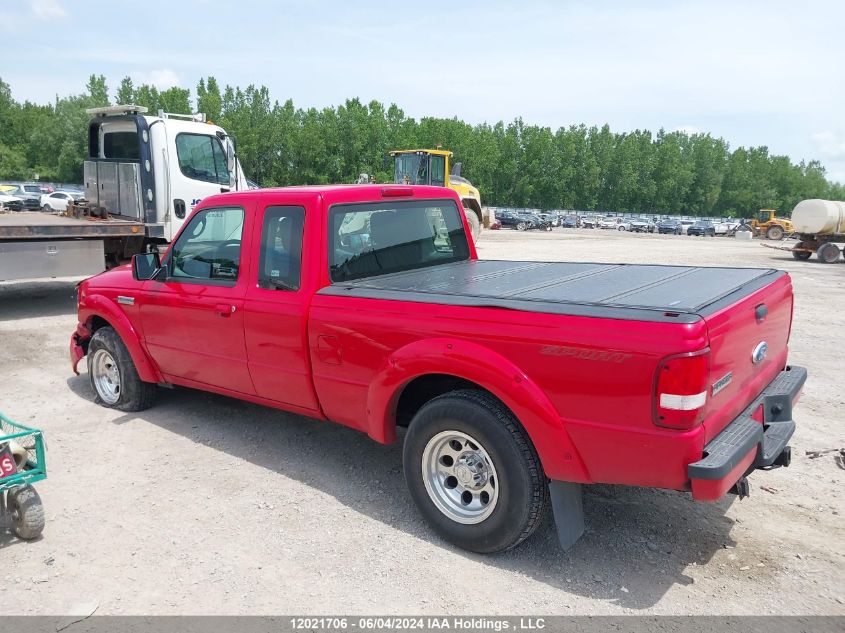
[2,0,844,182]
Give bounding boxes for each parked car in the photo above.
[561,215,580,228]
[713,220,739,236]
[40,190,86,212]
[581,216,599,229]
[678,219,695,235]
[498,211,551,231]
[0,191,23,212]
[70,183,804,555]
[537,212,559,228]
[0,184,41,210]
[600,217,630,231]
[657,219,683,235]
[687,220,717,237]
[629,217,656,233]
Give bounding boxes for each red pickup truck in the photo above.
[70,184,806,553]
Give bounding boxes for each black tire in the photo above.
[42,204,51,212]
[516,222,528,231]
[464,208,481,243]
[817,242,841,264]
[403,389,548,553]
[792,243,812,260]
[8,485,45,540]
[87,326,157,411]
[766,225,785,240]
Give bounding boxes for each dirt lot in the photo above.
[0,229,843,615]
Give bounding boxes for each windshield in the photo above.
[329,199,470,282]
[394,153,429,185]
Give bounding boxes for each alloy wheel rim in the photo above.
[421,430,499,524]
[91,349,121,404]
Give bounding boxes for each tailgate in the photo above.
[699,273,794,442]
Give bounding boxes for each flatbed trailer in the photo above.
[761,236,845,263]
[0,212,145,281]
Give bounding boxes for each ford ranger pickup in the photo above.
[70,184,806,553]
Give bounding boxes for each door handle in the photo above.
[215,303,236,317]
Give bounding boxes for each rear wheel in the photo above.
[403,389,548,553]
[87,326,157,411]
[8,485,45,540]
[817,242,841,264]
[766,225,785,240]
[464,208,481,243]
[516,221,528,231]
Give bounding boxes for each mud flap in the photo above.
[549,481,584,550]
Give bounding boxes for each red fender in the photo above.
[366,338,590,483]
[78,296,163,384]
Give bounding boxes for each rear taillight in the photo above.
[654,350,710,429]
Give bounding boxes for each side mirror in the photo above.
[226,141,235,172]
[132,252,161,281]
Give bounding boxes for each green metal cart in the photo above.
[0,413,46,540]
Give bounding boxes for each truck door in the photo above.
[168,132,233,240]
[242,202,320,411]
[139,204,255,394]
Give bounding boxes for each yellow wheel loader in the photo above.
[750,209,794,240]
[390,149,487,242]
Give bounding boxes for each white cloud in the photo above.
[30,0,67,19]
[130,69,181,90]
[812,131,845,159]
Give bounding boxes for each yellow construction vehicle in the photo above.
[390,149,487,241]
[749,208,794,240]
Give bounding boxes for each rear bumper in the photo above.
[688,365,807,501]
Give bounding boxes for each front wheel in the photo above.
[403,390,548,553]
[464,209,481,243]
[42,204,51,212]
[766,225,785,240]
[87,326,157,411]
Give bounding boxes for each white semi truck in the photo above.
[0,105,247,281]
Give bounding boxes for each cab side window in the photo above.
[169,206,244,284]
[258,206,305,291]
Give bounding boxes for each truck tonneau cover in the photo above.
[320,260,785,323]
[0,212,144,239]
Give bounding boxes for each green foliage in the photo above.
[0,74,841,216]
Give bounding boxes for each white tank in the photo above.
[791,199,845,235]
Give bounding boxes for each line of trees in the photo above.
[1,74,842,216]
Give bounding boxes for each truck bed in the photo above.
[0,212,144,239]
[320,260,785,323]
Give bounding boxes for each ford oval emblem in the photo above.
[752,341,768,365]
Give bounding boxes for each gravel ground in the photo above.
[0,229,842,615]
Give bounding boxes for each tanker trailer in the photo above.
[788,199,845,263]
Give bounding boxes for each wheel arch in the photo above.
[366,338,590,482]
[79,297,163,384]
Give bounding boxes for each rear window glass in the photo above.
[329,199,470,283]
